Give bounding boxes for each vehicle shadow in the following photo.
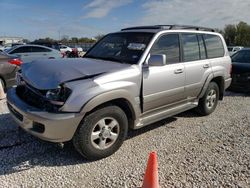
[0,113,178,176]
[225,90,250,97]
[127,117,177,139]
[0,113,89,176]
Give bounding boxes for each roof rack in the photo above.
[121,25,215,32]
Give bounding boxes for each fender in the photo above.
[80,89,141,121]
[198,73,214,99]
[198,72,225,99]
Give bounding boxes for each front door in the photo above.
[143,33,186,112]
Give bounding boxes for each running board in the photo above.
[135,102,198,129]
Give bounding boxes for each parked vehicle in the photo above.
[7,25,232,160]
[59,45,72,53]
[0,43,24,52]
[0,52,22,97]
[31,41,61,51]
[228,46,244,56]
[6,44,62,63]
[229,48,250,92]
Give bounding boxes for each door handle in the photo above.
[203,64,210,68]
[174,69,184,74]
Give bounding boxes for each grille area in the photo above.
[16,84,59,112]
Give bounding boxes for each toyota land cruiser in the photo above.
[7,25,232,160]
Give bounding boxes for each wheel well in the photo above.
[211,76,224,100]
[85,98,136,129]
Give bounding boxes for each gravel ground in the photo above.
[0,92,249,187]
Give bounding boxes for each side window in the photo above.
[181,33,200,62]
[204,34,225,58]
[150,34,180,64]
[197,35,206,59]
[31,47,51,53]
[10,46,32,54]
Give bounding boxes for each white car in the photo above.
[59,45,72,53]
[228,46,244,56]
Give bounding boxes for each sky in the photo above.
[0,0,250,40]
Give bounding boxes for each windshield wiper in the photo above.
[99,57,126,63]
[84,55,130,64]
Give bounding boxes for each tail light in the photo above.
[8,58,23,66]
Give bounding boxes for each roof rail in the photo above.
[121,25,215,32]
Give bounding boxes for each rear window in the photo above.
[203,34,224,58]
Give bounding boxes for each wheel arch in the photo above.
[199,74,225,100]
[80,90,141,129]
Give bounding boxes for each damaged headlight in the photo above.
[45,86,72,106]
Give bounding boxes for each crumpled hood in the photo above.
[21,58,130,90]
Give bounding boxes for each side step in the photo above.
[135,102,198,129]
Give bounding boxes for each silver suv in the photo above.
[7,25,232,160]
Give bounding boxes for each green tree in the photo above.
[235,21,250,46]
[223,24,237,46]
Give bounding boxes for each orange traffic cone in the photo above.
[142,152,159,188]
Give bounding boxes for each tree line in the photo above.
[28,21,250,46]
[222,21,250,46]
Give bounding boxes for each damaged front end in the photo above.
[16,72,72,112]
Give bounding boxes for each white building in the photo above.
[0,36,23,45]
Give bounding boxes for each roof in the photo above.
[121,25,215,33]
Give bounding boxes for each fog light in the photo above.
[31,122,45,133]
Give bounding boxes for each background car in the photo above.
[229,48,250,92]
[59,45,72,53]
[228,46,244,56]
[0,52,22,98]
[0,43,24,52]
[5,44,63,63]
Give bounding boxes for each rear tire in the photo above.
[73,105,128,160]
[196,82,219,116]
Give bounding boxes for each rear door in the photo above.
[142,33,185,112]
[182,33,212,98]
[30,46,52,60]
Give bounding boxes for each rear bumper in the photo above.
[7,88,83,142]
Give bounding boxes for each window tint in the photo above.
[181,34,200,61]
[150,34,180,63]
[231,50,250,63]
[204,34,224,58]
[31,46,51,52]
[10,46,32,54]
[197,35,206,59]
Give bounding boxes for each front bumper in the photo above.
[7,88,83,142]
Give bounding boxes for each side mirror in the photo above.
[147,54,166,66]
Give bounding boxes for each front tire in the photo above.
[196,82,219,116]
[73,105,128,160]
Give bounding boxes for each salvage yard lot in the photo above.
[0,92,249,187]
